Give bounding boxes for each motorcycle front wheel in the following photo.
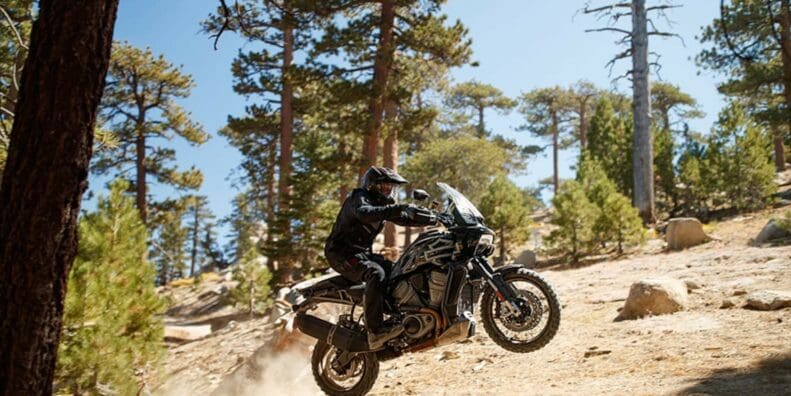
[311,341,379,396]
[480,268,561,353]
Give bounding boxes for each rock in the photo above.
[744,290,791,310]
[164,324,212,341]
[584,350,612,358]
[615,277,689,321]
[666,218,708,250]
[732,288,748,296]
[753,219,791,245]
[514,249,537,267]
[720,299,736,309]
[684,279,702,291]
[438,350,460,361]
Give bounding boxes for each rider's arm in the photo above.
[353,194,405,223]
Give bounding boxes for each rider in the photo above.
[324,166,435,349]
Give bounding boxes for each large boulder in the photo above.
[514,249,537,267]
[753,219,791,245]
[615,277,689,321]
[666,218,708,250]
[744,290,791,310]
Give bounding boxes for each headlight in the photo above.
[478,234,493,245]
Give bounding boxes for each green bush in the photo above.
[229,247,273,315]
[56,180,164,395]
[547,180,598,262]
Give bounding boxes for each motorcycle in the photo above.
[289,183,560,395]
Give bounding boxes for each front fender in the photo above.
[494,264,528,277]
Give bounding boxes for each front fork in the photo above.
[470,257,522,315]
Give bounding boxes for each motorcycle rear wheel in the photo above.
[311,340,379,396]
[480,268,561,353]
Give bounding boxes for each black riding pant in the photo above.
[325,250,392,332]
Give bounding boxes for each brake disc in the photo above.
[499,290,543,332]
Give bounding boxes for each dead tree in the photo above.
[583,0,682,224]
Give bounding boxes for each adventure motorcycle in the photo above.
[289,183,560,395]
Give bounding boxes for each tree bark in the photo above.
[0,1,119,394]
[383,98,398,250]
[135,122,147,223]
[339,138,349,205]
[190,202,199,277]
[776,0,791,171]
[477,105,486,137]
[361,0,396,177]
[265,141,277,271]
[279,8,294,214]
[631,0,656,223]
[551,110,559,195]
[579,101,589,149]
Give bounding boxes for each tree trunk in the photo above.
[265,142,277,272]
[190,203,199,277]
[477,105,486,137]
[135,123,147,223]
[631,0,656,223]
[499,225,506,264]
[551,110,559,195]
[361,0,396,177]
[0,1,119,394]
[403,187,412,250]
[339,138,349,204]
[776,0,791,171]
[579,102,588,149]
[279,9,294,214]
[383,98,398,250]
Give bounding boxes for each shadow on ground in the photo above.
[679,351,791,395]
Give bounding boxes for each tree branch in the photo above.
[0,6,28,50]
[585,27,632,35]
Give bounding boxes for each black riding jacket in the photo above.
[325,188,427,259]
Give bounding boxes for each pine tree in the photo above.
[650,82,705,215]
[0,0,33,178]
[310,0,471,175]
[517,86,574,194]
[677,153,707,217]
[653,125,676,215]
[547,180,598,263]
[567,80,600,149]
[149,199,189,285]
[586,97,634,196]
[698,0,790,171]
[94,42,208,223]
[56,180,164,395]
[0,1,119,392]
[184,195,214,277]
[479,175,531,263]
[707,103,777,211]
[578,158,644,254]
[229,247,273,315]
[445,80,516,137]
[401,135,508,204]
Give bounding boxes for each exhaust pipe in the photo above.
[294,313,369,352]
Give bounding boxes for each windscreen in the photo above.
[437,182,484,225]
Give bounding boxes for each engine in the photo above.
[392,270,447,309]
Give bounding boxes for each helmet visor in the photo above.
[375,182,400,200]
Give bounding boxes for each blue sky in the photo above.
[106,1,723,242]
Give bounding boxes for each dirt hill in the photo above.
[155,207,791,396]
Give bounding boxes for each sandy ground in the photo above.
[157,207,791,396]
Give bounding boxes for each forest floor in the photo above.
[156,205,791,396]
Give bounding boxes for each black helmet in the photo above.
[361,166,408,200]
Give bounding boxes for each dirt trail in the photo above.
[158,208,791,395]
